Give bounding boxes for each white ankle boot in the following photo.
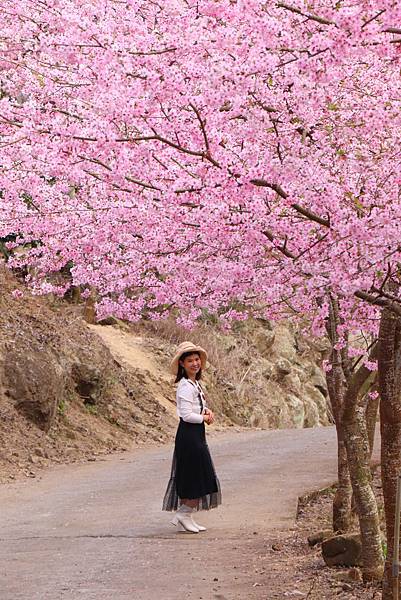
[171,506,199,533]
[190,515,206,532]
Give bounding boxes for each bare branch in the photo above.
[384,27,401,35]
[362,10,386,29]
[263,229,296,259]
[120,133,222,168]
[355,290,401,317]
[83,168,160,192]
[250,179,330,227]
[277,2,335,26]
[129,47,177,56]
[189,103,210,153]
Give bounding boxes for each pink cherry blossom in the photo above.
[0,0,400,336]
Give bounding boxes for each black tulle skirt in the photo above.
[162,418,222,511]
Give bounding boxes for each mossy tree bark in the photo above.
[342,348,384,582]
[326,297,382,584]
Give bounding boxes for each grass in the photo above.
[84,403,98,415]
[57,398,67,416]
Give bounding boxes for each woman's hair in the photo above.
[175,351,203,383]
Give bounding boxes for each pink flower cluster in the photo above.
[0,0,400,335]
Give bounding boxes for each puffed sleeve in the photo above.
[176,381,204,424]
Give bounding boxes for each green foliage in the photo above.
[58,398,67,416]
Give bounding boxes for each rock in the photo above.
[310,367,329,397]
[303,383,331,425]
[309,337,331,355]
[284,394,305,428]
[254,357,274,379]
[283,372,302,395]
[347,567,363,582]
[97,315,130,330]
[218,334,238,353]
[249,406,268,428]
[71,363,103,405]
[330,567,363,583]
[308,529,333,547]
[322,534,362,567]
[293,363,313,383]
[254,330,275,355]
[275,358,292,376]
[4,348,64,431]
[303,397,320,428]
[272,543,283,551]
[271,325,297,361]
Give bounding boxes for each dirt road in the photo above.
[1,426,344,600]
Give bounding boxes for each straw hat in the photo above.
[170,341,208,376]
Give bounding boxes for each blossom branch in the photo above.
[262,229,296,259]
[250,179,330,227]
[277,2,335,26]
[354,290,401,317]
[189,103,211,155]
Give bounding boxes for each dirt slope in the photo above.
[88,325,176,416]
[0,266,177,483]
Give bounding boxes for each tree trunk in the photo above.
[343,432,383,582]
[325,298,353,532]
[366,386,379,460]
[378,308,401,600]
[327,361,353,531]
[326,361,353,532]
[333,433,353,532]
[341,344,383,582]
[325,296,383,578]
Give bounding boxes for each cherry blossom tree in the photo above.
[0,0,400,324]
[1,1,401,594]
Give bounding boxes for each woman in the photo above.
[162,341,222,533]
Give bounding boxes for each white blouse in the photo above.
[176,378,207,424]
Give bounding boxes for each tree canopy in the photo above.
[1,0,401,331]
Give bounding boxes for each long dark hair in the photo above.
[175,351,203,383]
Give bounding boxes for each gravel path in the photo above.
[0,426,341,600]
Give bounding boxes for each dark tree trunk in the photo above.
[378,308,401,600]
[366,385,379,460]
[325,298,353,532]
[333,433,353,532]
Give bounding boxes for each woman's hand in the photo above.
[203,410,215,425]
